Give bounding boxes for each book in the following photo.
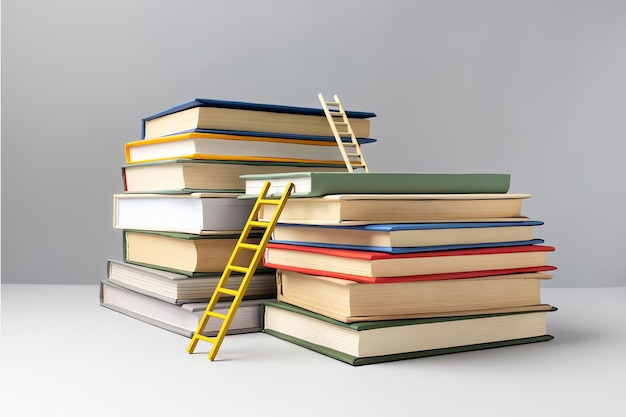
[262,301,556,366]
[258,193,532,225]
[122,230,268,276]
[123,159,348,193]
[113,193,255,234]
[125,132,376,165]
[270,220,544,254]
[107,259,276,304]
[241,171,512,197]
[100,279,272,338]
[263,243,556,283]
[276,269,553,322]
[140,98,375,140]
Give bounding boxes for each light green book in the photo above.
[121,230,272,277]
[262,301,555,366]
[240,171,511,198]
[122,159,348,194]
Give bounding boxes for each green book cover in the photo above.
[121,230,271,277]
[122,159,349,194]
[262,301,556,366]
[263,329,554,366]
[240,172,511,198]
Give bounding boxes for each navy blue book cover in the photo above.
[141,98,377,139]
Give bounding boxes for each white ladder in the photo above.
[318,93,369,172]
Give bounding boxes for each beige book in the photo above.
[276,269,553,323]
[144,106,371,140]
[259,193,532,224]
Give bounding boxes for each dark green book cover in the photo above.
[122,159,349,194]
[262,301,555,366]
[122,229,272,277]
[240,172,511,198]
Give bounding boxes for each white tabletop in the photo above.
[1,284,625,417]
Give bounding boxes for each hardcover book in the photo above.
[276,269,553,322]
[257,193,532,225]
[122,230,265,276]
[240,171,512,197]
[262,301,556,366]
[141,98,376,140]
[107,259,276,304]
[113,193,255,234]
[270,220,545,254]
[100,279,273,338]
[122,159,348,194]
[125,132,375,165]
[263,243,556,283]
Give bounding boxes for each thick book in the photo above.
[263,243,556,283]
[113,193,255,234]
[240,171,511,197]
[122,159,348,194]
[262,301,556,366]
[270,220,545,254]
[107,259,276,304]
[140,98,376,140]
[125,132,376,165]
[122,230,266,276]
[100,279,272,338]
[257,193,532,225]
[276,269,553,322]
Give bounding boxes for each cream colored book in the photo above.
[263,301,555,366]
[264,242,556,282]
[123,230,262,275]
[125,132,373,165]
[270,220,543,250]
[123,159,347,193]
[258,193,532,224]
[142,99,374,140]
[276,269,553,323]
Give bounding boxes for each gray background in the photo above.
[2,0,625,287]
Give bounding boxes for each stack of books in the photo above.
[101,98,378,338]
[239,171,558,366]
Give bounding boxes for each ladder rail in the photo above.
[187,180,294,361]
[318,93,370,172]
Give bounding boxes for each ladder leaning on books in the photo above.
[318,93,370,172]
[187,181,294,361]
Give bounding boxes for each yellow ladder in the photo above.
[187,181,294,361]
[318,93,370,172]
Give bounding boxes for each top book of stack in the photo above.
[140,98,376,140]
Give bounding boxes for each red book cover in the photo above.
[263,243,556,283]
[265,242,555,260]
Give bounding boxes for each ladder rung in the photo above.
[205,310,228,320]
[248,220,269,228]
[325,101,340,106]
[336,131,351,136]
[194,334,216,344]
[227,265,250,274]
[216,287,239,297]
[342,143,357,147]
[257,199,281,205]
[187,179,295,361]
[238,242,260,250]
[333,122,348,126]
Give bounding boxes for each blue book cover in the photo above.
[156,128,378,144]
[270,221,545,254]
[141,98,377,139]
[268,239,546,254]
